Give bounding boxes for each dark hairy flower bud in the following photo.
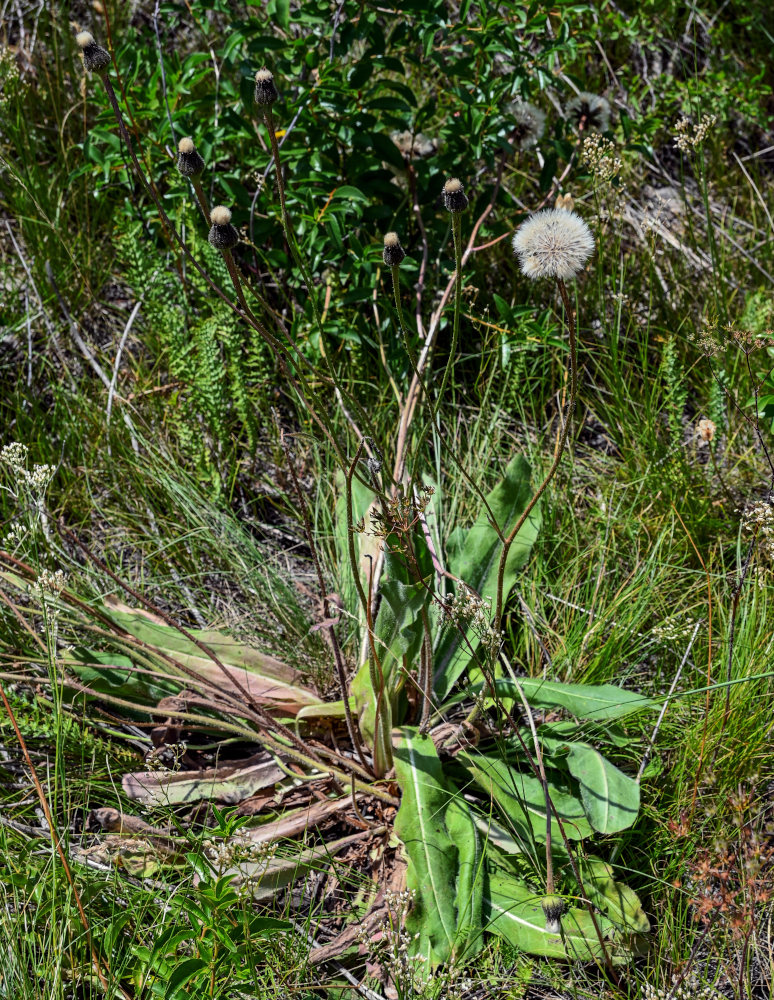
[254,68,279,107]
[383,232,405,267]
[176,137,205,178]
[442,177,468,213]
[75,31,111,73]
[208,206,239,251]
[541,894,566,934]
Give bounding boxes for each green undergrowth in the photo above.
[2,0,774,998]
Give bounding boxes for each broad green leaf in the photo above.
[564,743,640,833]
[462,751,593,844]
[433,454,540,701]
[334,469,378,627]
[485,867,632,963]
[446,796,484,960]
[164,957,207,999]
[491,678,656,720]
[393,728,459,966]
[582,857,650,934]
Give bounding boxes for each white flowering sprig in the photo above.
[1,442,55,543]
[674,113,717,153]
[441,585,503,661]
[581,133,621,182]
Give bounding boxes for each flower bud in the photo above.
[254,68,279,107]
[208,206,239,251]
[697,418,716,443]
[75,30,111,73]
[383,232,405,267]
[541,894,566,934]
[442,178,469,213]
[176,136,205,178]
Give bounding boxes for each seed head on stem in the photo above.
[75,31,111,73]
[208,205,239,251]
[176,136,205,178]
[512,208,594,281]
[254,68,279,107]
[383,231,406,267]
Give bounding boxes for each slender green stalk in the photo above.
[191,175,210,225]
[493,277,579,625]
[436,212,463,409]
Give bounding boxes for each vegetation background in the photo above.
[1,0,773,998]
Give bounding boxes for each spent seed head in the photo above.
[566,92,610,133]
[383,231,406,267]
[75,30,111,73]
[176,136,205,177]
[509,100,546,151]
[442,177,468,213]
[208,206,239,250]
[254,68,279,106]
[512,208,595,280]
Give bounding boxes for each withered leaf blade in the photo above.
[122,757,285,806]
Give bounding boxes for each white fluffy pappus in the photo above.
[210,205,232,226]
[512,208,595,281]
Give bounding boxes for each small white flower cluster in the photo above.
[441,585,503,661]
[653,614,697,642]
[740,498,774,565]
[674,113,717,153]
[740,499,774,538]
[0,443,54,496]
[581,133,621,182]
[31,568,67,602]
[144,742,187,772]
[4,522,27,547]
[366,889,428,993]
[203,833,276,875]
[642,977,721,1000]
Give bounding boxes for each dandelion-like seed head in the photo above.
[512,208,595,281]
[208,206,239,250]
[697,418,716,443]
[75,29,111,73]
[254,68,279,107]
[566,92,610,133]
[176,136,205,177]
[383,232,405,267]
[442,177,468,213]
[509,100,546,151]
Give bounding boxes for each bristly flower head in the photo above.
[509,100,546,151]
[176,136,205,178]
[442,178,468,213]
[566,92,610,133]
[512,208,594,281]
[254,68,279,107]
[75,31,111,73]
[541,894,566,935]
[383,232,406,267]
[208,206,239,251]
[697,418,716,443]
